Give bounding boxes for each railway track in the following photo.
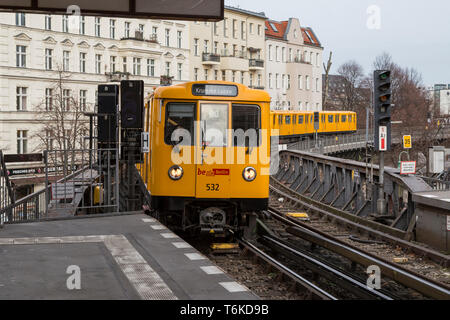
[270,176,450,268]
[261,205,450,300]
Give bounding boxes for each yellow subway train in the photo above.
[139,81,356,235]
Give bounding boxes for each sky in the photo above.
[225,0,450,86]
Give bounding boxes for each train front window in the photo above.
[232,104,261,147]
[200,103,229,147]
[165,102,195,146]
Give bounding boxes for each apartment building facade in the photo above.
[265,18,323,111]
[0,12,190,193]
[189,6,267,89]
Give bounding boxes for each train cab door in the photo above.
[195,102,232,199]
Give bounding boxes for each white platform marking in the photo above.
[142,218,156,223]
[219,281,248,293]
[185,253,206,261]
[150,225,167,230]
[172,242,192,249]
[161,233,179,239]
[422,195,438,198]
[0,235,177,300]
[200,266,224,275]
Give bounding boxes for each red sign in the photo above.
[197,168,230,176]
[400,161,416,175]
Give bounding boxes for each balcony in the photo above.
[287,55,310,64]
[249,59,264,70]
[202,53,221,65]
[221,50,249,71]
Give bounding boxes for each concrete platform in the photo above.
[0,213,258,300]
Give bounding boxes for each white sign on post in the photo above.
[379,126,387,151]
[51,182,75,200]
[400,161,416,175]
[141,132,150,153]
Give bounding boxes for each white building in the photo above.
[0,12,190,193]
[265,18,323,111]
[189,6,267,88]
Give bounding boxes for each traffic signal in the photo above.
[373,70,392,151]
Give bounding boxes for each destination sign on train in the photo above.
[192,84,238,97]
[0,0,224,20]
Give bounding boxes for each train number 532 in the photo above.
[206,184,220,191]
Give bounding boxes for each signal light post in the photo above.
[373,70,392,215]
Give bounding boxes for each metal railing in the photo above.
[288,133,372,154]
[202,53,221,63]
[418,176,450,191]
[249,59,264,68]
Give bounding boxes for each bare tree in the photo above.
[322,51,333,107]
[336,60,367,111]
[33,68,90,175]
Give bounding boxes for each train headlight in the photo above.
[242,167,257,182]
[168,165,183,180]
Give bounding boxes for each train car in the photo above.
[140,81,271,235]
[271,110,357,140]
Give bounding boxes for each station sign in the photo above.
[0,0,224,20]
[141,132,149,153]
[403,135,412,149]
[400,161,416,175]
[379,126,387,151]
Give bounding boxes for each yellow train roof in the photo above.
[153,81,271,102]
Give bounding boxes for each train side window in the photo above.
[278,115,282,125]
[293,115,297,124]
[298,115,303,124]
[165,102,196,146]
[335,115,339,122]
[349,115,352,122]
[328,115,333,123]
[342,115,347,122]
[273,115,276,126]
[285,116,291,125]
[232,104,261,147]
[311,115,313,123]
[306,115,308,124]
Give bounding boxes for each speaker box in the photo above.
[121,80,144,129]
[97,84,119,144]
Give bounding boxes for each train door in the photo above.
[195,102,232,199]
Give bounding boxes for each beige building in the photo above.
[189,6,267,89]
[265,18,323,111]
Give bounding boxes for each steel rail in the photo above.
[238,238,337,300]
[260,235,394,300]
[266,207,450,300]
[269,179,450,267]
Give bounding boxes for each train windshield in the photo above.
[200,103,229,147]
[232,104,261,147]
[164,102,196,146]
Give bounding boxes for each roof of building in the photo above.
[265,19,321,47]
[224,5,267,19]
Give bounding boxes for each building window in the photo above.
[232,19,237,38]
[316,53,320,67]
[165,28,170,47]
[194,68,199,81]
[110,19,116,39]
[139,24,144,33]
[63,89,71,111]
[241,21,245,40]
[276,73,279,89]
[204,40,209,53]
[249,23,254,34]
[306,76,310,90]
[124,21,130,38]
[15,13,25,26]
[177,63,182,80]
[123,57,127,73]
[240,72,244,84]
[214,22,218,35]
[110,56,116,73]
[298,75,303,89]
[45,49,53,70]
[258,24,262,36]
[79,53,86,73]
[79,16,85,35]
[214,70,218,80]
[276,46,279,61]
[147,59,155,77]
[289,48,292,62]
[79,90,87,111]
[177,31,182,48]
[250,74,254,87]
[62,15,68,33]
[287,75,291,89]
[269,74,272,89]
[316,78,319,92]
[194,38,199,56]
[224,18,228,37]
[165,62,170,76]
[45,88,53,111]
[232,71,236,82]
[95,54,102,74]
[282,47,286,63]
[46,130,54,151]
[222,70,226,81]
[204,69,208,81]
[282,75,285,89]
[257,74,262,87]
[95,17,101,37]
[17,130,27,154]
[45,15,52,30]
[213,41,218,54]
[133,57,141,75]
[152,26,158,38]
[268,45,272,61]
[16,87,27,111]
[16,45,26,68]
[63,51,70,71]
